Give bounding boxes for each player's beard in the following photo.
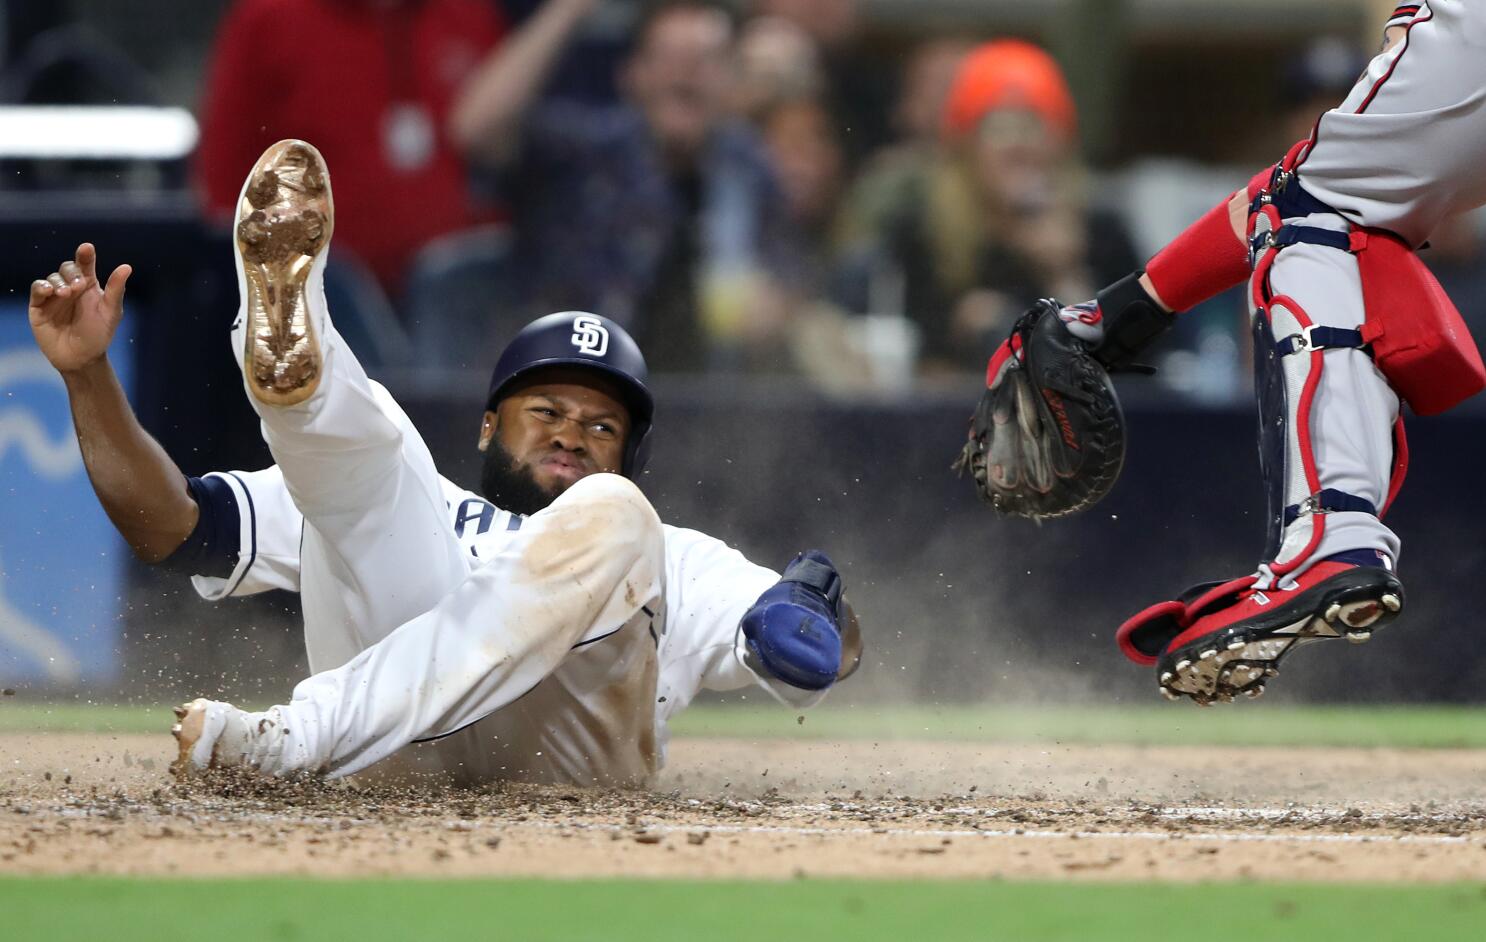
[478,438,565,516]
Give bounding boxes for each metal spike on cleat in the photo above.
[1346,630,1371,644]
[1175,659,1192,673]
[1160,687,1180,702]
[1381,593,1401,613]
[1244,685,1265,699]
[1324,602,1342,622]
[1227,640,1245,652]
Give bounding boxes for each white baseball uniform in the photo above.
[184,316,823,785]
[1295,1,1486,249]
[1253,0,1486,585]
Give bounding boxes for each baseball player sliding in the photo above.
[28,140,861,784]
[958,1,1486,704]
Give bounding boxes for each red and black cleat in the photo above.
[1116,552,1404,705]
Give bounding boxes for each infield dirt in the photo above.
[4,730,1485,882]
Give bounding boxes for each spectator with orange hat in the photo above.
[842,38,1137,374]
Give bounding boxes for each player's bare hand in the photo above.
[28,243,132,374]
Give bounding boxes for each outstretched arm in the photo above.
[1014,163,1268,372]
[956,171,1262,517]
[29,243,197,562]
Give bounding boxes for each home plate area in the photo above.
[4,731,1485,882]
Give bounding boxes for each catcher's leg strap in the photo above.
[1282,489,1376,528]
[1271,324,1365,357]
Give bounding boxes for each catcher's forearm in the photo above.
[1140,161,1280,315]
[1093,165,1271,367]
[62,358,197,562]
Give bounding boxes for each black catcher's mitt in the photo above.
[953,299,1127,520]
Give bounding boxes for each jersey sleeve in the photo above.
[1385,4,1423,29]
[187,466,303,600]
[653,525,830,719]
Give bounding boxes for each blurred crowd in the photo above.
[5,0,1486,397]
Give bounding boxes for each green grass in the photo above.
[6,700,1486,748]
[1,877,1484,941]
[669,703,1486,749]
[0,701,169,734]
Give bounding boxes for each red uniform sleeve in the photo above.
[1142,166,1272,313]
[193,0,285,221]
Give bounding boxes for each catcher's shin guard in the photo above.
[1246,202,1405,586]
[1118,552,1403,705]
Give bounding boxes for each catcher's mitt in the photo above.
[953,299,1126,520]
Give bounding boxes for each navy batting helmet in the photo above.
[485,312,654,477]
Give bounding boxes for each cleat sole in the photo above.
[236,140,333,407]
[1155,567,1403,706]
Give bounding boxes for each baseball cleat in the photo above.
[1117,552,1404,706]
[234,139,333,406]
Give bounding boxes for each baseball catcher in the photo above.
[961,1,1486,705]
[29,140,862,783]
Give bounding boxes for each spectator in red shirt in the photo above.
[195,0,509,295]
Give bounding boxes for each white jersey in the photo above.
[188,466,815,784]
[1296,1,1486,246]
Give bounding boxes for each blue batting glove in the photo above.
[740,550,844,691]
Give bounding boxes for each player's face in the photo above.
[478,374,631,500]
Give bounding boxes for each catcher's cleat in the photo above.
[1117,551,1404,706]
[234,139,334,406]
